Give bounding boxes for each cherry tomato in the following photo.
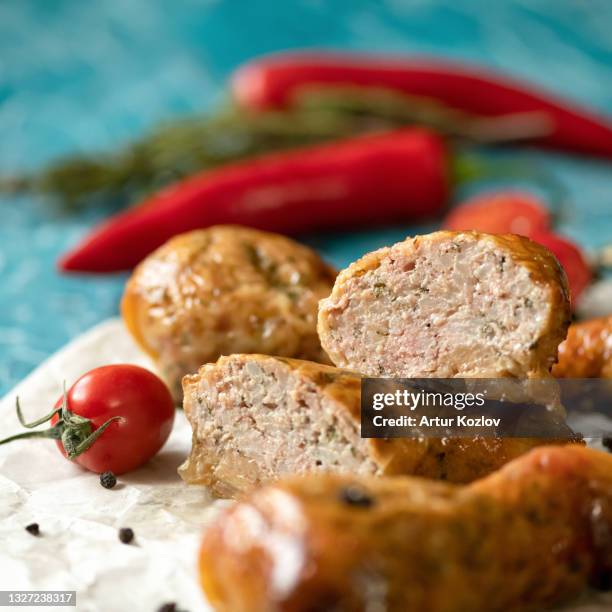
[50,364,175,474]
[443,191,550,236]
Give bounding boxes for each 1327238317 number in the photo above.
[2,591,76,606]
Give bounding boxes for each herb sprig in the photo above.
[0,88,550,211]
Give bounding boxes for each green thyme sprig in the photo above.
[0,88,551,211]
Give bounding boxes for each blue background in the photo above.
[1,0,611,395]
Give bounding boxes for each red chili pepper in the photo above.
[233,52,612,158]
[59,128,448,272]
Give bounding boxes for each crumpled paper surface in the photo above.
[0,319,221,612]
[1,319,612,612]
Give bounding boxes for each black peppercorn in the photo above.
[603,437,612,452]
[118,527,134,544]
[25,523,40,536]
[339,485,374,508]
[156,604,177,612]
[100,471,117,489]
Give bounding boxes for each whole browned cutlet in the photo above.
[122,225,336,401]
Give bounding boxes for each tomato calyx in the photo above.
[0,387,122,459]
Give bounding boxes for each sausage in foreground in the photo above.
[199,445,612,611]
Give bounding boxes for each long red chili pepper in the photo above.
[232,52,612,159]
[59,129,448,272]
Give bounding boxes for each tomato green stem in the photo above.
[0,388,124,460]
[0,424,63,444]
[16,397,62,428]
[65,416,122,459]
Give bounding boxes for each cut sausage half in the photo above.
[180,354,381,497]
[318,231,570,378]
[179,354,563,497]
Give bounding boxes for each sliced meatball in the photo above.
[122,225,337,400]
[318,231,570,379]
[178,354,566,497]
[198,445,610,612]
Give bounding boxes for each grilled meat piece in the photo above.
[122,225,336,400]
[319,231,570,378]
[553,315,612,378]
[199,445,612,612]
[179,354,570,497]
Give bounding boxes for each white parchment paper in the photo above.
[0,319,220,612]
[1,318,611,612]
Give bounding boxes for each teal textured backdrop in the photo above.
[1,0,611,393]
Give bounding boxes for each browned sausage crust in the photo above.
[553,315,612,378]
[122,226,337,400]
[319,231,570,379]
[199,445,611,612]
[179,354,569,497]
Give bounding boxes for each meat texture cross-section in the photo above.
[179,354,570,497]
[318,230,571,378]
